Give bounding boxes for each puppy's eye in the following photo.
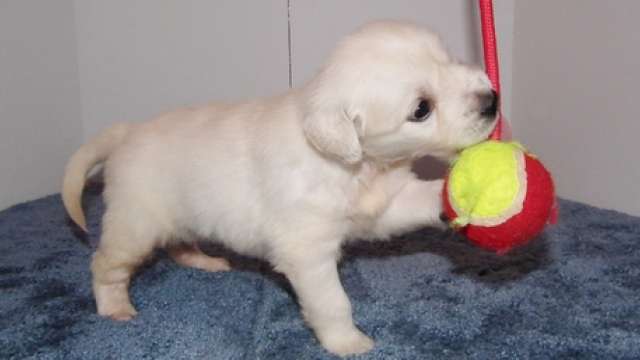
[410,99,432,122]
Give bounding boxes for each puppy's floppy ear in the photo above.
[303,107,363,164]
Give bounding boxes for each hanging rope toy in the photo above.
[441,0,558,254]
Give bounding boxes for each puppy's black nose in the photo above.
[479,90,499,118]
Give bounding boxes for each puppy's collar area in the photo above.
[359,155,411,171]
[350,163,392,219]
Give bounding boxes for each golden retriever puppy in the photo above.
[63,20,497,356]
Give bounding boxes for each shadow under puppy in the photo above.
[62,20,498,356]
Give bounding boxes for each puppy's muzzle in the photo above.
[478,90,499,119]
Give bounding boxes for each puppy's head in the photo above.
[302,21,498,165]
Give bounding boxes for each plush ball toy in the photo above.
[442,141,556,254]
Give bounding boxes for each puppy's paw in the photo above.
[109,308,138,322]
[169,245,231,272]
[99,302,138,322]
[197,257,231,272]
[434,212,450,231]
[318,327,374,357]
[95,282,138,321]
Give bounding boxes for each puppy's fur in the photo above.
[63,21,496,356]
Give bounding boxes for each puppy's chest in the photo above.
[350,169,396,220]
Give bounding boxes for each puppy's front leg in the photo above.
[273,236,374,356]
[373,178,445,238]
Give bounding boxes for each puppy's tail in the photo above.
[62,122,131,232]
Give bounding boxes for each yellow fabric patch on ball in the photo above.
[448,141,525,226]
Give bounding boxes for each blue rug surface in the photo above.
[1,185,639,359]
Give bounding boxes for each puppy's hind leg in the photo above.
[168,243,230,272]
[91,210,157,321]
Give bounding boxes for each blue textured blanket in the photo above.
[1,185,639,359]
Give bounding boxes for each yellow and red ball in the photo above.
[442,141,556,254]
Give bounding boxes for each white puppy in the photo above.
[62,21,497,356]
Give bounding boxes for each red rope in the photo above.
[479,0,503,140]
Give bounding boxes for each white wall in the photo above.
[512,0,640,216]
[0,0,82,210]
[74,0,290,140]
[74,0,513,141]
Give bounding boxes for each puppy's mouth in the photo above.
[452,119,497,157]
[467,118,497,143]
